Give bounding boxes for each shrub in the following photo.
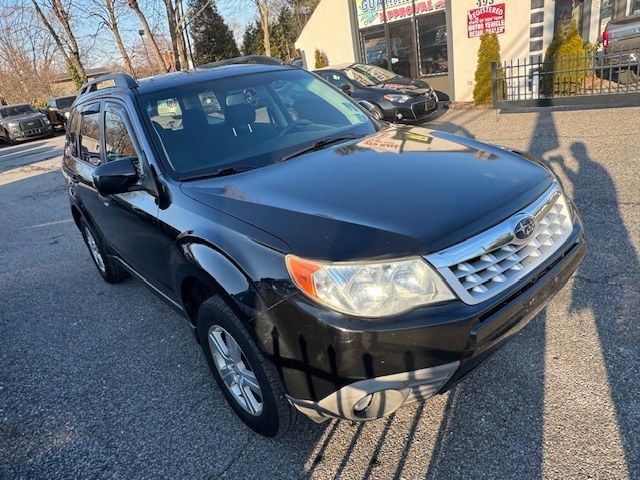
[314,49,328,68]
[543,20,589,96]
[473,33,501,106]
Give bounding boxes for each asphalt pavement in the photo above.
[1,109,638,479]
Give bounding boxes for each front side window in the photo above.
[79,105,101,166]
[139,69,375,179]
[104,104,137,163]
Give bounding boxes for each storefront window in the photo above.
[417,11,447,75]
[361,26,388,68]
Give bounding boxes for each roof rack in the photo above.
[78,72,138,96]
[200,55,285,69]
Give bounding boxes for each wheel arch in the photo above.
[175,243,260,326]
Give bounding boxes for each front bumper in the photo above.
[284,230,585,422]
[254,218,585,422]
[10,124,53,140]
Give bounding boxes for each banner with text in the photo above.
[467,3,506,38]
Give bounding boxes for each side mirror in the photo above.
[92,157,139,196]
[339,82,354,95]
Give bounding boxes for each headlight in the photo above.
[64,111,70,118]
[43,117,50,125]
[383,94,411,104]
[7,122,19,130]
[286,255,455,317]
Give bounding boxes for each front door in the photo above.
[387,20,417,78]
[71,100,161,285]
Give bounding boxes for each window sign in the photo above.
[414,0,445,17]
[383,0,413,23]
[467,3,506,38]
[356,0,384,29]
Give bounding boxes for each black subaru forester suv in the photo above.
[62,61,586,437]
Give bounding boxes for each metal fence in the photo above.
[491,47,640,107]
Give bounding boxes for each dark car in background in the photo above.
[0,104,53,144]
[42,95,76,130]
[62,63,585,438]
[315,63,438,123]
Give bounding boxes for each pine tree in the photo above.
[472,33,501,105]
[241,21,265,56]
[188,0,239,65]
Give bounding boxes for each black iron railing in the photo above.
[491,47,640,105]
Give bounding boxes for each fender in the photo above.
[173,242,265,324]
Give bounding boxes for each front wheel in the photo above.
[197,296,298,437]
[370,104,384,121]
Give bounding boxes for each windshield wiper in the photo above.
[280,135,359,162]
[181,165,254,181]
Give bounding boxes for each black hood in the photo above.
[181,126,554,261]
[1,112,45,124]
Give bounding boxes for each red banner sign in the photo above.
[467,3,505,38]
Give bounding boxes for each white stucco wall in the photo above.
[295,0,358,69]
[448,0,555,102]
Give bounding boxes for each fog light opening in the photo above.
[353,394,373,412]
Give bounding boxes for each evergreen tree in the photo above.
[188,0,239,65]
[473,33,501,105]
[241,21,265,56]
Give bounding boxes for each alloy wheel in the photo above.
[208,325,263,416]
[84,226,106,273]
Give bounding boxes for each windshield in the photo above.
[139,69,375,179]
[344,64,398,87]
[0,105,37,118]
[56,96,76,109]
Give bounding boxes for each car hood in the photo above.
[181,126,554,261]
[373,77,432,96]
[1,113,45,124]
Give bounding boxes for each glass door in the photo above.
[387,20,417,78]
[361,26,389,69]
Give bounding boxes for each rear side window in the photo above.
[65,108,80,157]
[104,104,137,163]
[79,105,101,166]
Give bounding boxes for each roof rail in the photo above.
[200,55,285,69]
[78,72,138,96]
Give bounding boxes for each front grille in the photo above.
[20,119,42,131]
[426,184,573,305]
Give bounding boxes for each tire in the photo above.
[370,104,384,121]
[79,220,129,284]
[5,130,16,145]
[197,296,298,437]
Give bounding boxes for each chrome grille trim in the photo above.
[426,182,573,305]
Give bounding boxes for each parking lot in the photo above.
[1,107,638,479]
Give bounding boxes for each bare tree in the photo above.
[0,3,61,102]
[47,0,87,82]
[30,0,86,84]
[127,0,168,73]
[79,0,135,76]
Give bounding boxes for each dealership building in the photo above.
[295,0,640,101]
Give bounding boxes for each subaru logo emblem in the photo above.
[514,216,536,240]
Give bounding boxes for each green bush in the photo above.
[543,20,589,96]
[314,49,328,68]
[473,33,501,106]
